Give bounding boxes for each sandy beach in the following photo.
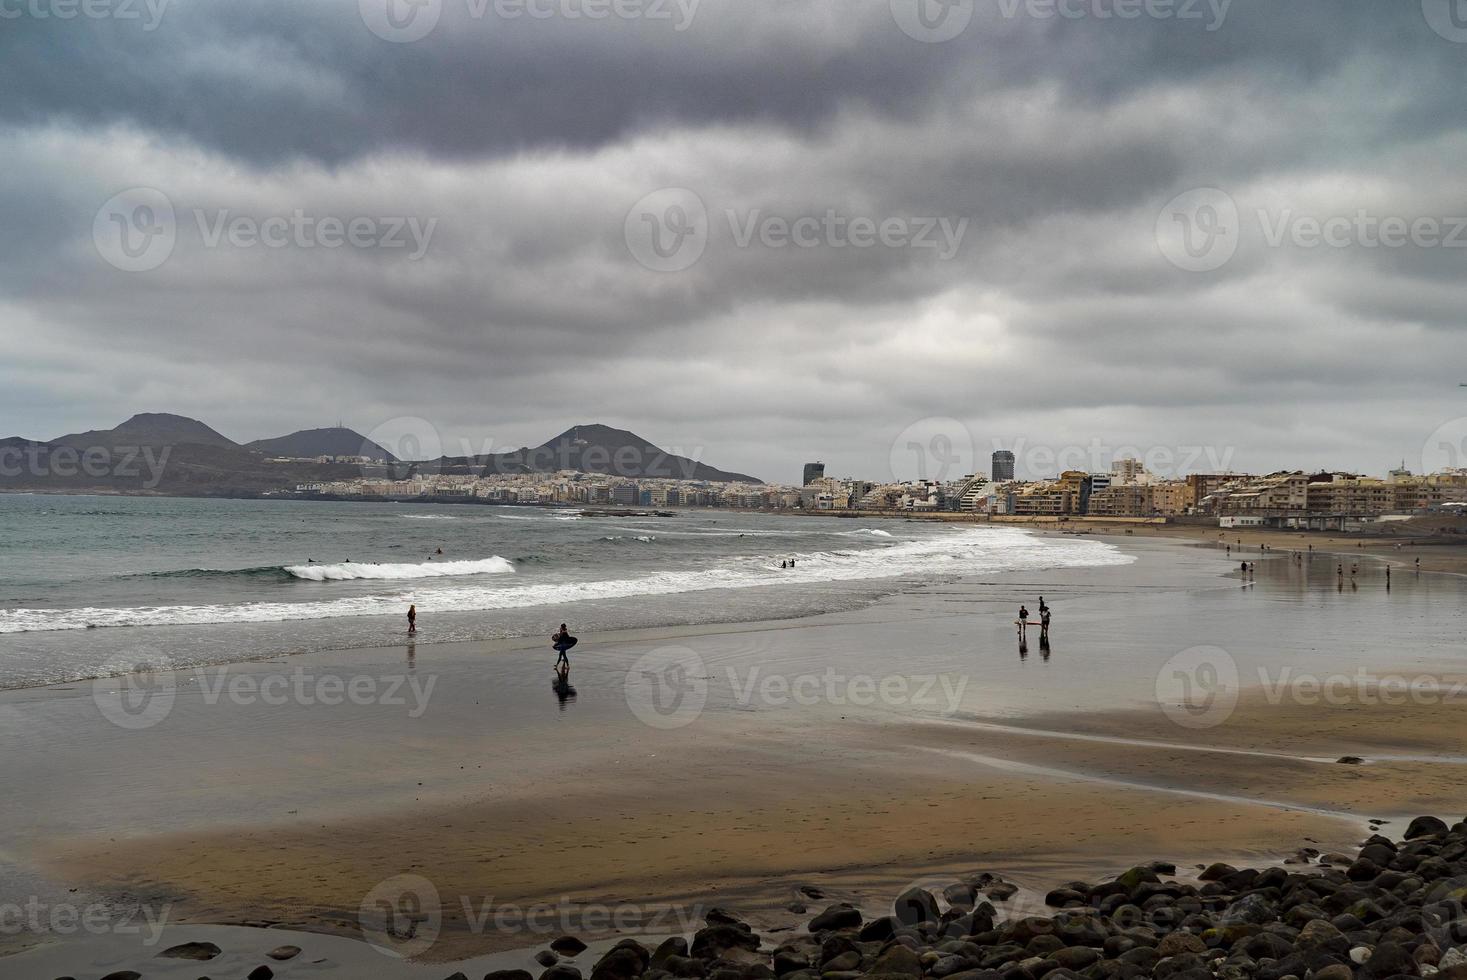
[6,529,1467,975]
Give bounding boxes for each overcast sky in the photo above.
[3,0,1466,484]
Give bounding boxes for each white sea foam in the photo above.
[398,514,459,520]
[0,528,1130,634]
[842,528,893,537]
[283,557,515,581]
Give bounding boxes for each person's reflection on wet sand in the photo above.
[1039,632,1051,662]
[553,664,577,709]
[405,641,416,671]
[1018,630,1029,661]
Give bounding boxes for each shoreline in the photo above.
[8,513,1460,699]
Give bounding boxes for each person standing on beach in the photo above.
[407,604,417,634]
[1037,596,1048,616]
[1018,605,1029,631]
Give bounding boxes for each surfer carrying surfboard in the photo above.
[552,623,578,668]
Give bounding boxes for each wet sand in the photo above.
[6,531,1467,971]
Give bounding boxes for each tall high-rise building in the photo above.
[991,450,1016,482]
[802,462,826,486]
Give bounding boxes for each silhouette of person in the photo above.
[552,623,575,668]
[407,604,416,634]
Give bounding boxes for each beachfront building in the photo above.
[1112,458,1146,484]
[991,450,1016,482]
[1010,485,1075,516]
[1084,479,1190,517]
[955,475,990,512]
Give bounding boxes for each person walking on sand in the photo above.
[1038,596,1049,617]
[1018,605,1029,631]
[552,623,577,668]
[407,604,417,634]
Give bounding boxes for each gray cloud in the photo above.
[2,0,1466,484]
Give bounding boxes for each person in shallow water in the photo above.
[407,604,416,634]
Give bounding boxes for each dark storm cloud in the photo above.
[2,0,1467,481]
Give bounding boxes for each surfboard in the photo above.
[553,636,579,652]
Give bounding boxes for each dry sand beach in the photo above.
[6,529,1467,976]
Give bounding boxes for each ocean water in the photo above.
[0,494,1132,689]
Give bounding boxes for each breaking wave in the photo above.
[283,557,515,581]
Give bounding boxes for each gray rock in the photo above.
[1222,894,1278,926]
[945,883,979,909]
[1440,949,1467,970]
[158,941,222,960]
[1046,947,1101,970]
[1364,941,1416,978]
[809,903,862,933]
[591,942,650,980]
[893,887,941,926]
[552,937,590,955]
[691,925,758,960]
[1408,816,1450,839]
[652,937,690,970]
[1157,933,1207,957]
[542,967,584,980]
[661,955,705,978]
[869,944,924,976]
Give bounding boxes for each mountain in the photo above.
[0,414,361,497]
[440,424,761,483]
[51,413,239,451]
[0,415,762,495]
[246,427,397,462]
